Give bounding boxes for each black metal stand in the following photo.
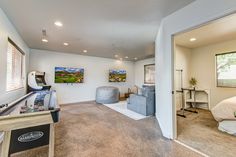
[177,109,186,118]
[184,108,198,113]
[176,69,186,118]
[177,108,198,118]
[176,69,198,118]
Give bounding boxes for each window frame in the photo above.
[6,38,25,92]
[215,51,236,88]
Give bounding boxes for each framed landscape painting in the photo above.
[109,69,126,82]
[144,64,155,84]
[55,67,84,83]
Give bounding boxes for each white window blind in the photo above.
[6,38,24,91]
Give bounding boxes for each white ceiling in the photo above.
[175,13,236,49]
[0,0,195,61]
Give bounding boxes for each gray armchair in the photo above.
[127,85,155,116]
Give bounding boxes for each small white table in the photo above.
[183,88,210,110]
[177,88,210,118]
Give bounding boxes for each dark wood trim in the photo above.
[8,38,25,55]
[144,64,155,84]
[215,51,236,56]
[216,85,236,88]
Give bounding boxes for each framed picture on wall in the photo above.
[144,64,155,84]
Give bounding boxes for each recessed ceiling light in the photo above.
[83,50,88,53]
[190,38,197,42]
[42,38,48,43]
[125,56,129,59]
[134,57,138,60]
[54,21,63,27]
[63,42,69,46]
[115,55,119,58]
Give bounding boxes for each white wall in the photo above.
[175,40,236,110]
[175,45,191,88]
[190,39,236,108]
[30,49,135,104]
[155,0,236,139]
[0,8,29,104]
[134,58,155,87]
[175,45,191,110]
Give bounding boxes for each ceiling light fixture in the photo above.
[41,29,48,43]
[42,38,48,43]
[54,21,63,27]
[125,56,129,59]
[190,38,197,42]
[63,42,69,46]
[83,50,88,53]
[134,57,138,60]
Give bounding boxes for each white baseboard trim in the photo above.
[155,114,172,139]
[174,140,209,157]
[60,100,96,105]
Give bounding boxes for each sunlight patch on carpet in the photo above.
[103,101,148,120]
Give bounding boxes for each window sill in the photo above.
[6,87,25,93]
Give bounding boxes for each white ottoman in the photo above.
[96,86,119,104]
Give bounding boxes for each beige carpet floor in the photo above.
[2,102,202,157]
[177,109,236,157]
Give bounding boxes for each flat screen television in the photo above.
[109,69,126,82]
[55,67,84,83]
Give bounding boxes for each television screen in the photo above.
[109,69,126,82]
[55,67,84,83]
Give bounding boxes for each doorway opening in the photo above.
[173,13,236,157]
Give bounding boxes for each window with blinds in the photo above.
[6,38,25,91]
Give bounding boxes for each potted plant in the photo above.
[189,77,197,88]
